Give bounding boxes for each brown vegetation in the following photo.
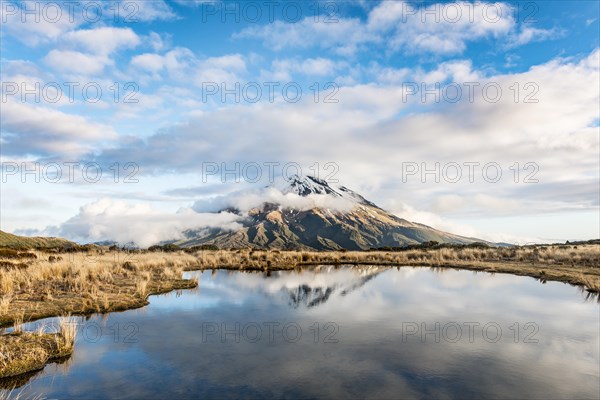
[189,244,600,292]
[1,244,598,328]
[0,243,597,381]
[0,250,199,326]
[0,317,76,379]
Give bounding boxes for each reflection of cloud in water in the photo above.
[10,267,600,399]
[227,266,387,292]
[192,266,388,309]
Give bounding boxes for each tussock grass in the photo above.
[0,316,77,380]
[0,250,199,326]
[1,244,597,327]
[0,243,597,384]
[0,297,12,315]
[57,317,77,354]
[189,244,600,292]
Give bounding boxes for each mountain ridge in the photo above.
[176,175,482,250]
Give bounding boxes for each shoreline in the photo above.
[1,244,598,384]
[1,245,598,327]
[0,280,195,387]
[0,278,197,328]
[0,276,196,384]
[190,260,599,293]
[2,259,597,330]
[0,251,201,327]
[0,317,76,382]
[0,333,72,380]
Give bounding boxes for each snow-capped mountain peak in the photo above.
[180,175,481,250]
[281,174,339,197]
[278,174,375,207]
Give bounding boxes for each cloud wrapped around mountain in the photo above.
[191,186,356,214]
[40,198,243,248]
[34,182,358,247]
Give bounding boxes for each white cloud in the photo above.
[44,50,110,75]
[368,1,515,54]
[147,31,169,52]
[42,198,243,248]
[388,201,546,244]
[62,27,141,55]
[121,0,176,21]
[235,17,374,56]
[43,27,140,75]
[0,60,75,107]
[131,53,166,72]
[265,57,344,81]
[366,64,412,84]
[201,54,246,71]
[93,48,599,240]
[152,47,197,77]
[506,26,564,48]
[0,100,118,156]
[431,194,465,213]
[130,49,246,86]
[430,193,520,216]
[192,185,356,214]
[236,1,559,56]
[0,1,174,47]
[416,59,480,83]
[0,0,84,46]
[195,54,247,84]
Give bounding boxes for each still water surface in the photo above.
[5,266,600,399]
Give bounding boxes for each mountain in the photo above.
[175,175,481,250]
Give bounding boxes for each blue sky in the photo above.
[0,0,599,246]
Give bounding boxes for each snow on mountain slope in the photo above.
[178,175,481,250]
[280,175,378,207]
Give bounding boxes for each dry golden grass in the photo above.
[0,296,12,317]
[0,317,77,379]
[0,243,597,383]
[0,244,597,328]
[0,250,199,326]
[188,244,600,292]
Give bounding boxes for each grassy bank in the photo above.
[188,244,600,293]
[1,244,598,328]
[0,243,597,383]
[0,251,199,326]
[0,317,76,380]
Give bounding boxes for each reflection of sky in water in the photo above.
[6,267,600,399]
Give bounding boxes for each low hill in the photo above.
[0,230,79,250]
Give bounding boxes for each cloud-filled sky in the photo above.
[0,0,598,245]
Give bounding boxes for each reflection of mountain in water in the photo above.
[284,268,385,308]
[288,285,335,308]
